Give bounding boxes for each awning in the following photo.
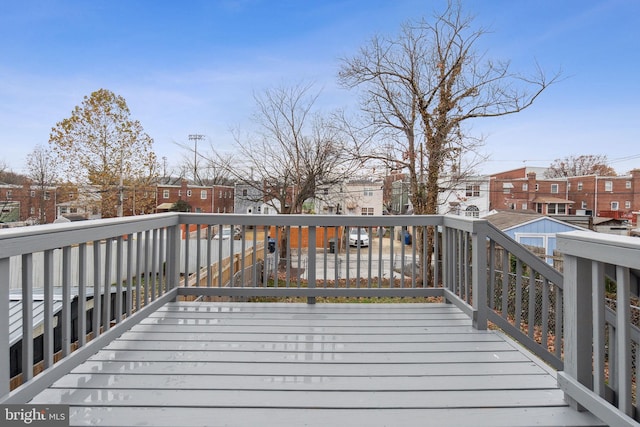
[156,202,173,210]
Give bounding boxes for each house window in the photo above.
[363,188,373,197]
[187,190,192,197]
[178,190,182,197]
[163,190,169,199]
[522,183,528,191]
[502,183,513,194]
[536,204,543,213]
[44,191,50,200]
[605,181,613,192]
[581,201,587,209]
[30,207,35,215]
[465,205,480,218]
[30,190,35,197]
[535,184,539,191]
[200,190,207,200]
[465,185,480,197]
[6,190,12,199]
[626,181,632,189]
[323,188,329,195]
[625,201,631,209]
[242,189,247,197]
[195,208,202,213]
[548,204,556,214]
[361,207,374,215]
[522,203,527,210]
[557,204,566,214]
[577,182,583,191]
[551,184,559,194]
[611,201,619,210]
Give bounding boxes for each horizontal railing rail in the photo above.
[557,231,640,427]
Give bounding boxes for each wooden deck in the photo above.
[28,302,605,426]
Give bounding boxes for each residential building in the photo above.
[438,175,491,217]
[0,182,57,225]
[343,178,384,216]
[489,167,640,224]
[156,179,234,213]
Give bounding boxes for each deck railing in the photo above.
[557,231,640,426]
[0,212,634,425]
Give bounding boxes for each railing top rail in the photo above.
[177,213,448,228]
[486,222,564,286]
[557,230,640,269]
[0,213,180,258]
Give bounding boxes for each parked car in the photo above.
[213,227,241,240]
[348,227,369,247]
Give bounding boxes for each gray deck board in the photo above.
[28,302,605,426]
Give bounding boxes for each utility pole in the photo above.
[188,134,205,184]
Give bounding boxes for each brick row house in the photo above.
[489,167,640,223]
[0,183,57,226]
[156,179,234,213]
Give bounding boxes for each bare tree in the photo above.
[25,145,59,223]
[544,154,616,178]
[232,82,359,215]
[339,1,558,283]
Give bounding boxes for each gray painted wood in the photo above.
[28,302,605,426]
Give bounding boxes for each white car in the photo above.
[213,227,241,240]
[348,228,369,247]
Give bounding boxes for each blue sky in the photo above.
[1,0,639,176]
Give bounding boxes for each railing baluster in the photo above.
[195,226,201,287]
[515,260,523,332]
[21,254,34,382]
[103,239,112,333]
[488,240,496,310]
[184,224,190,288]
[77,244,87,348]
[554,284,562,360]
[115,236,123,323]
[592,261,606,397]
[126,234,133,317]
[135,232,142,309]
[501,248,509,318]
[616,265,632,416]
[92,240,102,340]
[145,230,152,304]
[206,225,213,288]
[151,228,158,298]
[541,278,549,350]
[307,226,316,304]
[528,269,537,340]
[61,247,71,357]
[43,249,54,368]
[0,257,10,396]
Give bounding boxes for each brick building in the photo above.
[156,179,234,213]
[489,167,640,224]
[0,183,57,225]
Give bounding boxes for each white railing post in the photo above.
[168,224,181,289]
[562,252,593,411]
[471,221,488,330]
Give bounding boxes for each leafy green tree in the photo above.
[49,89,157,218]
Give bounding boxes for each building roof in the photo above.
[485,211,544,230]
